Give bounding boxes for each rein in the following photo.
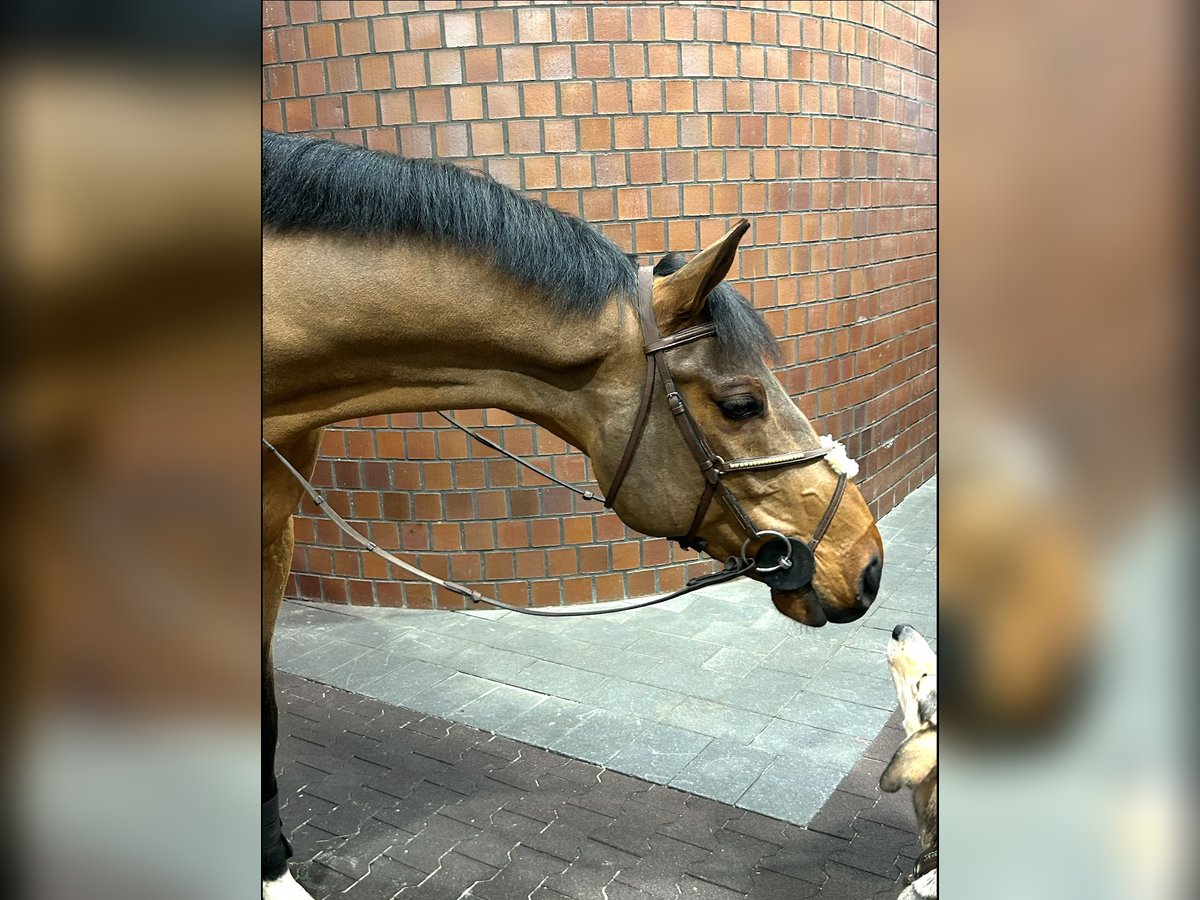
[263,264,850,616]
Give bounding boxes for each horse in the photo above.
[262,130,883,898]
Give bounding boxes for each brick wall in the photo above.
[263,0,937,609]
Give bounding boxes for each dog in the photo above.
[882,624,938,899]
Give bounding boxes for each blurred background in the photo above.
[2,1,1193,898]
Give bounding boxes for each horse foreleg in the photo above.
[262,517,314,900]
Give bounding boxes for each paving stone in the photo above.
[856,781,918,832]
[776,691,895,740]
[669,739,776,805]
[749,718,867,771]
[692,620,787,654]
[745,868,821,899]
[660,696,771,744]
[549,616,646,649]
[609,723,713,782]
[623,606,710,637]
[381,630,477,665]
[442,641,537,681]
[571,645,665,680]
[806,788,879,840]
[700,645,767,677]
[758,828,849,883]
[837,754,889,800]
[835,817,921,878]
[864,723,907,763]
[715,666,810,716]
[817,860,899,898]
[549,708,648,765]
[338,852,427,899]
[637,659,738,702]
[470,845,571,900]
[805,669,899,711]
[736,755,847,825]
[453,683,547,732]
[581,678,687,721]
[283,638,374,681]
[359,660,455,707]
[684,594,769,627]
[404,672,501,718]
[508,659,612,702]
[544,839,640,898]
[321,643,417,694]
[626,630,723,664]
[503,697,596,747]
[326,615,412,648]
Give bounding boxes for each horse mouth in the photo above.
[770,587,865,627]
[770,587,828,627]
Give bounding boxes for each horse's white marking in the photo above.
[262,869,315,900]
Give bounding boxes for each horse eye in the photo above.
[717,395,762,420]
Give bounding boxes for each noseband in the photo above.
[603,266,849,592]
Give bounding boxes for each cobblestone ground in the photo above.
[278,671,920,899]
[275,477,935,897]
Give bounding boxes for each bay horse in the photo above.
[262,131,883,898]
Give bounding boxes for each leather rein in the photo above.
[262,265,848,616]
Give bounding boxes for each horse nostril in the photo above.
[860,555,882,606]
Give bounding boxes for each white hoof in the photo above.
[263,869,316,900]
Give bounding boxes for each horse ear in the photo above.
[879,729,937,793]
[654,218,750,330]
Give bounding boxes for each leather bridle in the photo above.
[263,264,853,614]
[603,266,849,593]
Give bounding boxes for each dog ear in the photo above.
[880,729,936,793]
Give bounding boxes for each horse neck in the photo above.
[262,234,636,452]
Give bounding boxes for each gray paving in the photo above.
[275,476,936,826]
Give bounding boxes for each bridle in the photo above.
[602,266,849,594]
[262,264,851,615]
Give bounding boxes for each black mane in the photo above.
[262,131,775,358]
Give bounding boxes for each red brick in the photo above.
[538,45,573,80]
[463,48,499,82]
[284,98,314,132]
[307,23,337,57]
[428,49,463,85]
[327,57,358,92]
[442,12,478,47]
[346,93,377,127]
[320,1,350,19]
[521,82,557,117]
[413,88,447,122]
[295,61,326,96]
[372,16,407,52]
[554,7,588,42]
[407,14,442,49]
[517,7,552,43]
[648,44,679,77]
[560,82,593,116]
[485,84,520,118]
[449,85,483,119]
[501,46,535,81]
[613,44,646,78]
[263,1,287,27]
[359,54,391,90]
[594,6,630,41]
[575,45,612,79]
[479,9,514,45]
[633,5,662,41]
[663,6,695,40]
[338,19,369,54]
[470,120,504,155]
[631,80,663,113]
